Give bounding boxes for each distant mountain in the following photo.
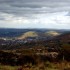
[0,28,69,39]
[17,31,61,40]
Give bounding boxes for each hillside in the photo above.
[56,32,70,53]
[0,30,70,69]
[17,31,61,40]
[18,31,38,39]
[45,31,61,36]
[46,32,70,53]
[0,31,70,50]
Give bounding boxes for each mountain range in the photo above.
[17,31,61,40]
[0,28,69,38]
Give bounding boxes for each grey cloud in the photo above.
[0,0,70,29]
[0,17,5,20]
[0,0,70,17]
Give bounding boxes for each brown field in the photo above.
[0,61,70,70]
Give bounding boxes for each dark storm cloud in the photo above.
[0,0,70,17]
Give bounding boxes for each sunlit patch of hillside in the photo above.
[18,31,38,39]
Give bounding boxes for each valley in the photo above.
[0,29,70,70]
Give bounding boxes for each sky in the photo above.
[0,0,70,29]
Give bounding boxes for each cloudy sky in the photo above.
[0,0,70,29]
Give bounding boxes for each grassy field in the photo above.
[0,65,19,70]
[0,61,70,70]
